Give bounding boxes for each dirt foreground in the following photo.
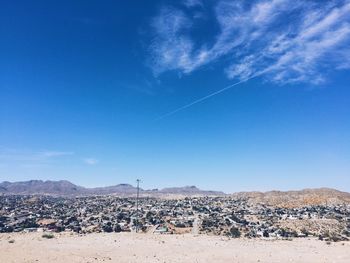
[1,232,349,263]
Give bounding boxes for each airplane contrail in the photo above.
[154,74,259,121]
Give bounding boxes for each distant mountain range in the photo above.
[1,181,349,206]
[0,180,225,197]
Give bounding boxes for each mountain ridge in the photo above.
[1,181,350,205]
[0,180,225,197]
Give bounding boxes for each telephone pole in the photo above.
[136,179,141,233]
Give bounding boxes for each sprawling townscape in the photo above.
[1,195,349,242]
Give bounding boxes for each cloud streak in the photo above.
[0,149,74,169]
[0,148,74,162]
[148,0,350,84]
[83,158,99,165]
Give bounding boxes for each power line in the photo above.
[135,179,141,233]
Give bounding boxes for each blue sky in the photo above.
[1,0,350,192]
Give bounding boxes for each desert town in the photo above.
[1,194,349,242]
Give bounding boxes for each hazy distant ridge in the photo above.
[1,181,350,205]
[0,180,225,196]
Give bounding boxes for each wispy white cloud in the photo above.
[183,0,203,8]
[83,158,99,165]
[149,7,195,75]
[0,147,101,169]
[0,148,74,169]
[40,151,74,158]
[0,148,74,162]
[148,0,350,84]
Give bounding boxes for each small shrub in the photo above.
[114,224,122,233]
[342,230,350,237]
[42,233,54,239]
[229,227,241,238]
[102,225,113,233]
[301,228,309,237]
[263,230,269,238]
[8,239,15,244]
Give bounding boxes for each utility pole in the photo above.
[136,179,141,233]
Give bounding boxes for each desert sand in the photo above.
[1,232,349,263]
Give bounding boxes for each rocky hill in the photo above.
[232,188,350,207]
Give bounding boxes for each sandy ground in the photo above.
[1,232,349,263]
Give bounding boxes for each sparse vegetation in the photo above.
[1,194,349,240]
[320,230,349,242]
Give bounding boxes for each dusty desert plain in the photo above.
[0,232,350,263]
